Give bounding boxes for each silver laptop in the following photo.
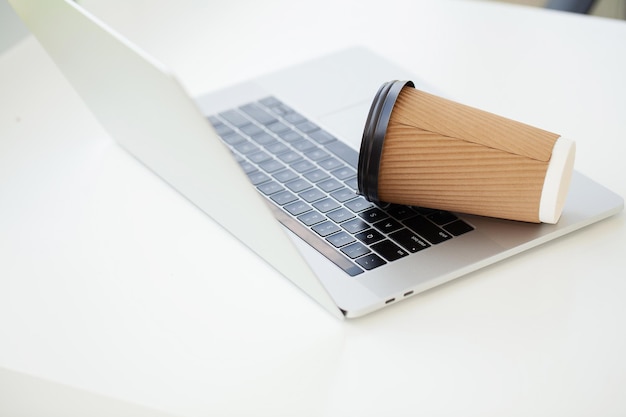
[10,0,623,319]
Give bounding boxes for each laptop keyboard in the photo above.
[208,97,474,276]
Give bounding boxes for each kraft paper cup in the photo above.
[357,80,576,223]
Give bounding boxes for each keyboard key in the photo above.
[257,181,284,195]
[312,198,341,213]
[220,109,250,127]
[298,210,325,226]
[264,98,286,109]
[282,112,306,124]
[240,103,276,125]
[265,142,290,154]
[267,121,290,134]
[318,157,343,171]
[304,148,330,161]
[344,177,358,190]
[299,188,326,203]
[273,169,299,183]
[373,218,403,234]
[222,132,246,145]
[269,106,291,117]
[309,130,336,144]
[341,242,371,259]
[404,216,452,244]
[259,159,285,173]
[234,140,259,155]
[259,96,281,107]
[240,123,263,136]
[355,253,386,271]
[248,151,272,164]
[317,178,343,193]
[345,197,374,213]
[303,169,330,183]
[325,140,359,168]
[386,205,418,220]
[207,115,221,126]
[285,178,312,193]
[279,130,304,142]
[331,166,356,180]
[247,171,270,185]
[413,206,437,215]
[292,139,317,153]
[443,219,474,236]
[296,121,319,133]
[326,208,355,223]
[238,160,256,174]
[427,210,458,225]
[284,200,312,216]
[341,218,369,234]
[389,229,431,253]
[330,188,358,203]
[270,190,298,206]
[371,240,409,261]
[277,150,302,164]
[355,229,385,245]
[312,221,341,237]
[251,132,276,146]
[359,207,388,223]
[291,160,316,173]
[214,123,235,137]
[326,231,356,248]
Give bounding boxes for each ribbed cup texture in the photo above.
[378,87,560,222]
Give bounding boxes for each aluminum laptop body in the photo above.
[10,0,623,318]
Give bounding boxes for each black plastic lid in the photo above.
[357,80,415,203]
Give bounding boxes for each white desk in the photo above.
[1,0,625,415]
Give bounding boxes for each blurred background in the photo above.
[487,0,625,18]
[2,0,624,55]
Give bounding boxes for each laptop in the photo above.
[9,0,623,319]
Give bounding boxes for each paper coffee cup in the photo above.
[357,80,576,223]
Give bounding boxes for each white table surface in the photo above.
[1,0,625,416]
